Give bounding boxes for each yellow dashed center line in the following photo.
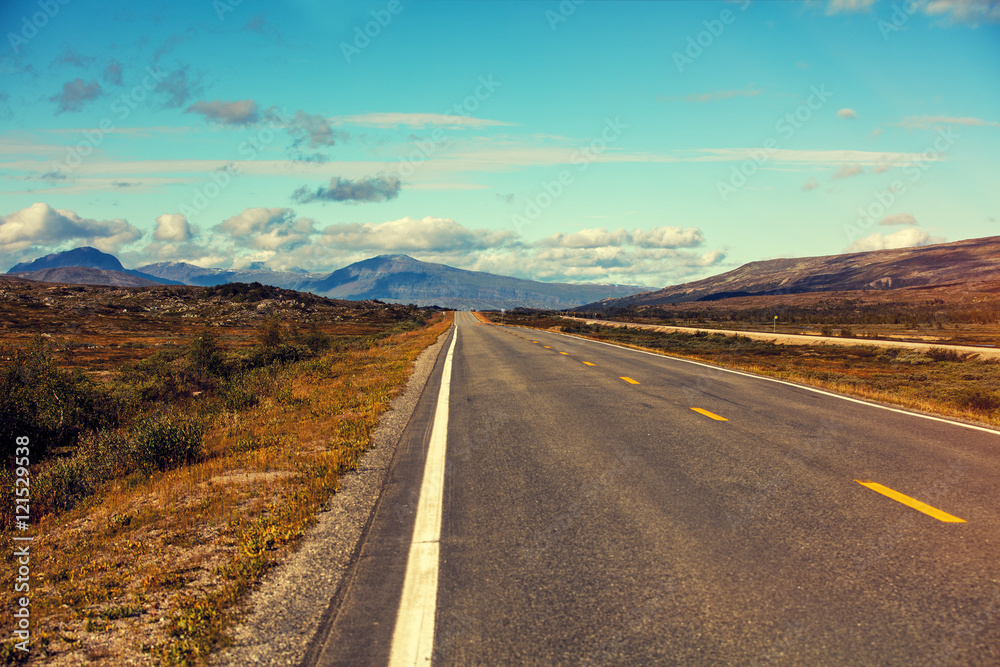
[690,407,728,421]
[855,480,966,523]
[620,377,639,385]
[532,341,539,344]
[543,346,552,349]
[582,362,596,366]
[559,352,569,355]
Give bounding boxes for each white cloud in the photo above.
[923,0,1000,24]
[186,99,261,125]
[329,112,516,129]
[318,216,515,252]
[536,226,703,250]
[847,228,943,252]
[0,202,141,253]
[215,207,315,251]
[826,0,877,14]
[832,163,864,180]
[632,227,704,248]
[802,177,820,191]
[879,213,918,226]
[154,213,193,242]
[897,115,1000,130]
[837,108,857,119]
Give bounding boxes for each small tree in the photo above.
[258,314,283,350]
[188,328,223,375]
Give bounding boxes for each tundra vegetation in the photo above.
[0,278,448,665]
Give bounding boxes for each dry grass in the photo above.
[1,311,451,666]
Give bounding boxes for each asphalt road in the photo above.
[305,311,1000,666]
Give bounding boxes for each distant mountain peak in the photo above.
[8,246,124,273]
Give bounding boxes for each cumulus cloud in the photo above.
[802,178,820,191]
[103,59,123,86]
[287,110,342,148]
[291,175,402,204]
[155,67,204,108]
[826,0,877,13]
[49,78,102,113]
[0,203,141,253]
[923,0,1000,24]
[879,213,917,226]
[832,163,864,180]
[847,228,943,253]
[837,108,857,119]
[154,213,193,242]
[215,207,314,251]
[186,99,260,125]
[536,226,703,249]
[318,216,515,252]
[896,115,1000,130]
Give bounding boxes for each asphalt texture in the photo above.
[306,311,1000,666]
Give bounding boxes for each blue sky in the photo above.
[1,0,998,286]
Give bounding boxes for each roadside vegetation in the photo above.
[0,282,449,665]
[489,311,1000,430]
[582,292,1000,348]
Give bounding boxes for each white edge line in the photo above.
[507,324,1000,437]
[388,321,458,666]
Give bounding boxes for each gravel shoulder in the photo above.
[212,326,451,666]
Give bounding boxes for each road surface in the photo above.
[305,311,1000,665]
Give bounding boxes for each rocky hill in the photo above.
[578,236,1000,311]
[11,266,162,287]
[8,247,182,285]
[298,254,649,310]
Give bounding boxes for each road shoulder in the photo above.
[212,326,452,666]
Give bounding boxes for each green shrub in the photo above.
[188,329,225,375]
[954,387,1000,413]
[0,337,98,461]
[131,415,204,472]
[219,375,258,411]
[926,347,973,363]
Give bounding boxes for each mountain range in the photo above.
[578,235,1000,311]
[5,248,648,310]
[8,236,997,311]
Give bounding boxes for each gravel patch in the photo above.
[212,327,450,666]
